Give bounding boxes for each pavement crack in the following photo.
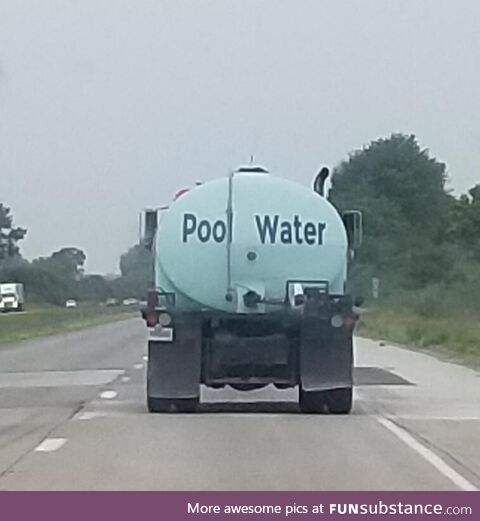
[0,403,84,483]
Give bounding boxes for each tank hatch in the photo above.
[235,165,269,174]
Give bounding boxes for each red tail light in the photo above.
[343,317,356,328]
[145,289,159,327]
[146,313,158,327]
[147,289,158,308]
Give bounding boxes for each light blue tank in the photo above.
[155,168,348,313]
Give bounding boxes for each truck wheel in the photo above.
[326,387,352,414]
[299,389,329,413]
[147,397,198,413]
[299,387,352,414]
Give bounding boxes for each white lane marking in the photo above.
[376,416,477,491]
[121,376,131,383]
[142,355,148,361]
[75,411,97,420]
[133,363,143,370]
[392,415,480,421]
[0,369,124,389]
[35,438,67,452]
[100,390,118,400]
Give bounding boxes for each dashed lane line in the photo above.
[100,390,118,400]
[34,438,67,453]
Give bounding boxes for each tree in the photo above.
[329,134,451,290]
[116,244,154,298]
[33,247,86,279]
[50,247,86,278]
[0,204,27,263]
[447,184,480,257]
[77,274,111,302]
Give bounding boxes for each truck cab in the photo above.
[0,283,25,312]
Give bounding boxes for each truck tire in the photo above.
[147,397,199,413]
[325,387,352,414]
[299,389,329,413]
[299,387,352,414]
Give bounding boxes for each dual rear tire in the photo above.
[147,389,352,414]
[147,397,199,413]
[299,387,352,414]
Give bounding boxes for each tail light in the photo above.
[158,312,172,326]
[145,289,159,327]
[331,314,344,328]
[147,289,158,309]
[331,315,356,329]
[343,317,356,328]
[146,313,159,327]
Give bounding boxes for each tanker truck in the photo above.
[141,165,362,414]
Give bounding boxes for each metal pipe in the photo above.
[225,170,234,299]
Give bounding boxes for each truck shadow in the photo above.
[196,402,300,414]
[189,367,411,414]
[192,401,366,414]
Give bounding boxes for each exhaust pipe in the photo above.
[313,166,330,196]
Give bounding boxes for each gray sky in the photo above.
[1,0,479,273]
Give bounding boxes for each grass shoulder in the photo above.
[0,304,136,344]
[357,304,480,370]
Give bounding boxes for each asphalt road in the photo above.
[0,318,479,490]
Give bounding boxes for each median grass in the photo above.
[0,304,136,344]
[357,293,480,369]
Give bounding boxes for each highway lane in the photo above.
[0,318,479,490]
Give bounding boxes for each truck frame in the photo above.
[145,287,356,414]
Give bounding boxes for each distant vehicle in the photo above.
[122,298,138,306]
[0,283,25,313]
[65,299,77,308]
[106,298,119,306]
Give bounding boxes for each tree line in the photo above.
[0,206,153,305]
[2,133,480,309]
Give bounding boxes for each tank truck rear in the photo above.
[141,165,362,413]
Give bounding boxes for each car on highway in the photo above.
[65,299,77,308]
[105,298,119,306]
[122,298,138,306]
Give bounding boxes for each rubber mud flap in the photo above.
[299,317,353,392]
[147,315,202,402]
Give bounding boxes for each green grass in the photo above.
[0,304,136,344]
[357,305,480,369]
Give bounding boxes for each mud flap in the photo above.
[147,315,202,400]
[299,318,353,392]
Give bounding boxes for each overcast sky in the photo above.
[1,1,479,273]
